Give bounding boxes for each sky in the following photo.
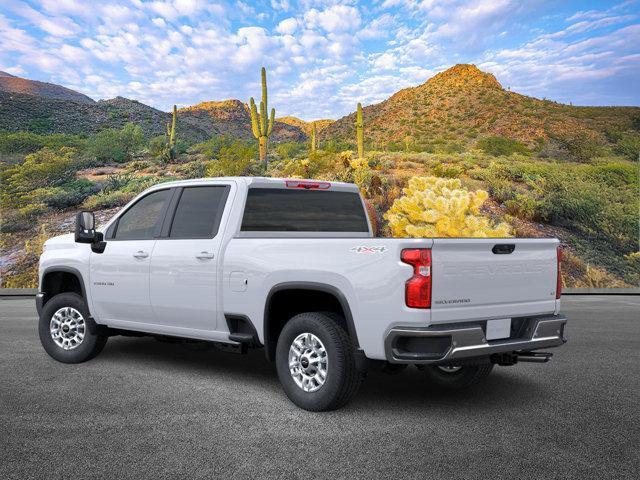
[0,0,638,120]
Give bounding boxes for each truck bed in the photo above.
[223,236,561,361]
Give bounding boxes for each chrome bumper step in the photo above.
[385,315,567,364]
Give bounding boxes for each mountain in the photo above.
[277,116,334,135]
[0,91,208,141]
[179,100,306,142]
[321,64,640,148]
[0,77,305,143]
[0,71,95,104]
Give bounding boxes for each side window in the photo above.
[169,186,229,239]
[113,189,169,240]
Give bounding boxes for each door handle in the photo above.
[133,250,149,259]
[195,251,215,260]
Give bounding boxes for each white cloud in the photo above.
[358,13,396,39]
[8,2,80,37]
[271,0,291,11]
[152,17,167,28]
[305,5,361,33]
[276,17,298,35]
[1,65,26,76]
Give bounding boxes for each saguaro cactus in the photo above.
[310,122,317,152]
[355,102,364,160]
[165,104,177,161]
[250,67,275,167]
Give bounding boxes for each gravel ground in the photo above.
[1,295,638,479]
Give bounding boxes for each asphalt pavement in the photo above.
[1,296,638,479]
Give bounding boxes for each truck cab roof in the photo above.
[150,177,360,192]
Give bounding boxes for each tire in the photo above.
[38,293,108,364]
[420,363,494,389]
[276,312,363,411]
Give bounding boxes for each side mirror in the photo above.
[75,211,96,243]
[75,211,106,253]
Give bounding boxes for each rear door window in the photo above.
[241,188,369,232]
[169,186,230,238]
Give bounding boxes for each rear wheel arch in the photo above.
[263,282,359,361]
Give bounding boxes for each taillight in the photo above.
[556,246,563,299]
[285,180,331,189]
[401,248,431,309]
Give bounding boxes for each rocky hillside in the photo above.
[321,64,640,148]
[0,91,210,142]
[0,71,94,104]
[0,75,306,143]
[179,100,306,142]
[277,116,334,135]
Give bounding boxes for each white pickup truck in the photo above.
[37,177,567,411]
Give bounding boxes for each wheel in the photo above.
[420,363,494,389]
[38,293,108,364]
[276,312,363,411]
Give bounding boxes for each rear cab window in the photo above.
[241,186,370,234]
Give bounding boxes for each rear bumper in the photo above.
[385,315,567,364]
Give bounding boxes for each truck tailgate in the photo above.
[430,238,559,323]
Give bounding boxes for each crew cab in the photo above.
[37,177,567,411]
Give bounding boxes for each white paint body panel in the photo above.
[89,239,157,324]
[38,177,563,361]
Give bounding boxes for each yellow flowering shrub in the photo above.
[384,176,512,237]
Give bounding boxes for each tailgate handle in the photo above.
[492,244,515,254]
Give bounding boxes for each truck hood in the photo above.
[44,233,75,248]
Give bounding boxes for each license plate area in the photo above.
[486,318,512,340]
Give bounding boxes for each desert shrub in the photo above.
[0,226,50,288]
[0,147,81,213]
[83,190,134,210]
[432,163,463,178]
[202,138,257,176]
[0,131,87,154]
[148,135,167,157]
[27,117,54,134]
[175,160,206,179]
[504,194,539,220]
[30,179,97,209]
[615,133,640,160]
[88,123,144,162]
[322,139,352,153]
[384,176,512,237]
[275,141,306,160]
[477,157,638,255]
[279,151,337,179]
[478,136,529,156]
[555,132,603,162]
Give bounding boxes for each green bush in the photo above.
[82,190,134,210]
[505,194,540,220]
[0,147,80,211]
[88,123,144,163]
[615,133,640,160]
[0,131,87,154]
[275,141,306,160]
[556,132,603,162]
[477,136,529,156]
[148,135,167,157]
[28,178,97,209]
[432,163,464,178]
[175,161,206,179]
[197,136,257,176]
